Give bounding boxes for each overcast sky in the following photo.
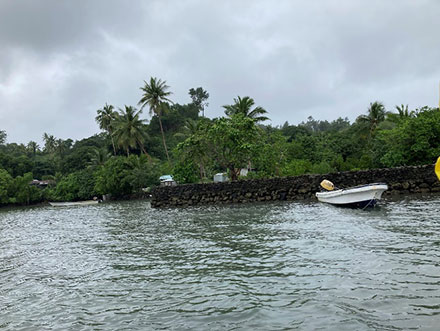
[1,0,439,145]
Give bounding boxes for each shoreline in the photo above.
[2,164,439,210]
[2,190,440,211]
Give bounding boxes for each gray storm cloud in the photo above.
[1,0,439,144]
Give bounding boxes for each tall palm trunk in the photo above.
[138,77,172,162]
[137,138,151,161]
[108,127,117,155]
[158,115,170,162]
[111,136,116,155]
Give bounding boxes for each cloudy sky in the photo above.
[1,0,439,145]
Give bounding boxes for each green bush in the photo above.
[281,159,312,176]
[49,168,97,201]
[173,160,199,184]
[0,168,13,204]
[95,155,160,198]
[0,171,42,205]
[9,173,42,205]
[310,161,335,174]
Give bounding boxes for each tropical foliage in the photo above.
[113,106,148,156]
[0,170,42,205]
[223,96,269,123]
[356,101,387,136]
[189,87,209,117]
[94,155,160,198]
[95,103,118,154]
[138,77,173,162]
[1,75,439,208]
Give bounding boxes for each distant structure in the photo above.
[159,175,177,187]
[213,173,228,183]
[29,179,55,188]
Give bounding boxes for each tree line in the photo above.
[1,77,439,206]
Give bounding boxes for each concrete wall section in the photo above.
[151,164,440,208]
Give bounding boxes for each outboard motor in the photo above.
[320,179,335,191]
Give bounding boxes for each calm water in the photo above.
[1,196,440,330]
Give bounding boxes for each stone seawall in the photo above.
[151,164,440,208]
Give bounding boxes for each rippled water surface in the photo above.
[1,195,440,330]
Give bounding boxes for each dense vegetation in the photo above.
[1,77,439,207]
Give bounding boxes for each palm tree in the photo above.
[88,148,111,168]
[42,133,56,154]
[223,96,269,123]
[27,141,39,157]
[113,106,149,156]
[138,77,173,162]
[96,103,117,155]
[386,104,415,124]
[395,104,415,119]
[174,118,201,140]
[356,101,387,135]
[55,139,65,157]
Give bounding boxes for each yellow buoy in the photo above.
[320,179,335,191]
[436,157,440,181]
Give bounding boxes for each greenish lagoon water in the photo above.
[1,196,440,330]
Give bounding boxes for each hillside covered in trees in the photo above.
[1,77,440,206]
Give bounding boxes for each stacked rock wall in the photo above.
[151,164,440,208]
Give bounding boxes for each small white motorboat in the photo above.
[316,180,388,208]
[49,200,100,207]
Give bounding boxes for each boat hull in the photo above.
[315,183,388,208]
[333,199,378,208]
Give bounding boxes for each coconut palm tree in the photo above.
[88,148,111,168]
[138,77,173,162]
[55,139,66,157]
[113,106,149,156]
[356,101,387,135]
[95,103,117,155]
[223,96,269,123]
[386,104,415,124]
[26,141,40,157]
[42,133,56,154]
[395,104,415,119]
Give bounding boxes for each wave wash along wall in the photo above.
[151,164,440,208]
